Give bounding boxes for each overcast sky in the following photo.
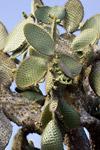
[0,0,100,149]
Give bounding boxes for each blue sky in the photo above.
[0,0,100,149]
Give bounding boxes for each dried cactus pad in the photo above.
[63,0,84,33]
[0,52,16,86]
[24,23,55,56]
[15,56,47,89]
[40,103,52,130]
[41,120,63,150]
[81,14,100,37]
[59,55,82,78]
[0,22,8,50]
[35,6,66,24]
[4,15,34,53]
[57,99,80,128]
[89,60,100,97]
[71,28,99,52]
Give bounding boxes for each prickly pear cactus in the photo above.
[41,120,64,150]
[1,0,100,150]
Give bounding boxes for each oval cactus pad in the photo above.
[81,14,100,37]
[15,56,47,89]
[35,6,66,24]
[71,28,99,52]
[89,60,100,97]
[41,120,63,150]
[24,23,55,56]
[63,0,84,33]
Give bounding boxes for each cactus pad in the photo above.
[24,23,55,56]
[4,16,34,53]
[40,103,52,130]
[41,120,63,150]
[0,22,8,50]
[35,6,66,24]
[63,0,84,33]
[71,28,99,52]
[31,0,43,16]
[29,46,47,59]
[46,69,54,94]
[57,99,80,128]
[59,55,82,78]
[15,56,47,89]
[89,60,100,97]
[81,14,100,37]
[21,90,45,105]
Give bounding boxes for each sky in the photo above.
[0,0,100,149]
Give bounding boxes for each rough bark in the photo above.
[0,84,42,134]
[64,127,90,150]
[0,110,12,150]
[88,126,100,150]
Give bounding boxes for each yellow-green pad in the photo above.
[89,60,100,97]
[41,120,63,150]
[63,0,84,33]
[0,22,8,50]
[4,16,34,52]
[81,14,100,37]
[57,99,80,128]
[71,28,99,52]
[40,103,52,130]
[35,6,66,24]
[24,23,55,56]
[15,56,47,89]
[59,55,82,77]
[45,69,53,94]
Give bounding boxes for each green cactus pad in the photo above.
[24,24,55,55]
[41,120,63,150]
[89,60,100,97]
[4,16,34,53]
[35,6,66,24]
[71,28,99,52]
[43,24,60,40]
[31,0,43,16]
[0,52,16,86]
[63,0,84,33]
[57,99,80,128]
[20,90,45,105]
[40,103,52,130]
[15,56,47,89]
[59,55,82,78]
[0,22,8,50]
[29,46,47,59]
[81,14,100,37]
[24,23,55,56]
